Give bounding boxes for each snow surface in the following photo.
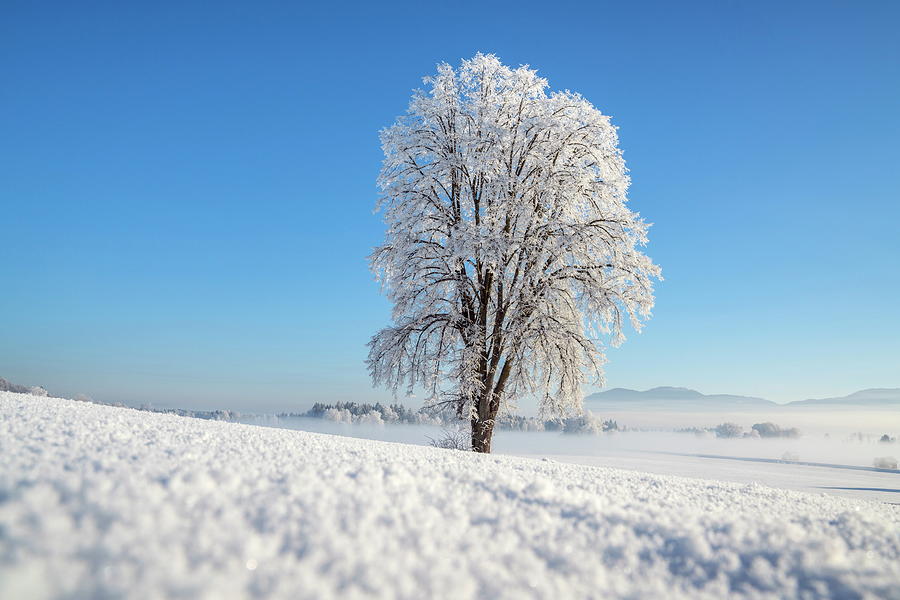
[243,417,900,503]
[2,393,899,599]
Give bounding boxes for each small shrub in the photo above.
[427,426,470,450]
[873,456,898,470]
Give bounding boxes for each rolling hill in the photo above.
[787,388,900,407]
[584,386,777,410]
[585,386,900,410]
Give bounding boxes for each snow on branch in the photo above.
[368,54,660,445]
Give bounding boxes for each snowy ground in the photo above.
[2,393,899,599]
[245,416,900,504]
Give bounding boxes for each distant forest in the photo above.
[289,401,620,434]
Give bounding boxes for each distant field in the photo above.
[243,414,900,503]
[578,406,900,435]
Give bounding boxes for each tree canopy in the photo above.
[368,54,660,452]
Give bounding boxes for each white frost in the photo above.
[1,392,898,599]
[368,54,661,433]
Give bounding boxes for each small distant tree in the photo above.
[714,422,744,439]
[752,422,800,438]
[367,54,660,452]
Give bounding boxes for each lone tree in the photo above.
[368,54,660,452]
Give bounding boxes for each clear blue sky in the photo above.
[2,0,898,412]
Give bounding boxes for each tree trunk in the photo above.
[470,356,513,453]
[471,414,495,453]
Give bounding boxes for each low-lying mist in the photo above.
[240,409,900,470]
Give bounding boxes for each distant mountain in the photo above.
[787,388,900,407]
[585,386,900,410]
[585,386,776,409]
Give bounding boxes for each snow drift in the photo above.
[1,392,898,599]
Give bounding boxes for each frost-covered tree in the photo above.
[368,54,660,452]
[714,422,744,439]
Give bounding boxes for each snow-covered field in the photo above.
[2,393,899,599]
[245,416,900,503]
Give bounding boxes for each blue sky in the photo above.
[2,0,898,412]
